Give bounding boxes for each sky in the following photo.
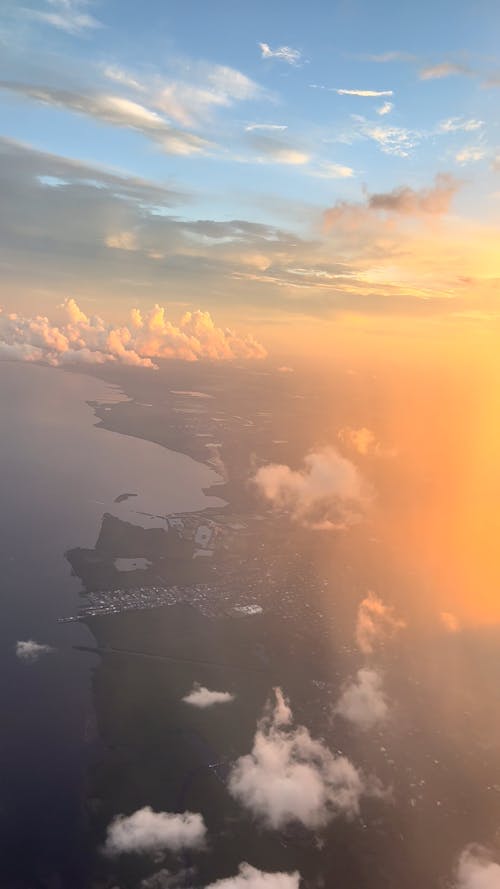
[2,0,500,358]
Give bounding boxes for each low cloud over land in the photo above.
[454,845,500,888]
[104,807,206,856]
[355,593,406,655]
[204,862,300,888]
[182,683,235,708]
[16,640,53,662]
[253,447,370,530]
[334,668,389,730]
[0,299,266,368]
[229,688,384,829]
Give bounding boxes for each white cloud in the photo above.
[253,447,370,530]
[104,807,206,856]
[455,145,486,165]
[229,688,384,829]
[182,683,235,708]
[245,124,288,132]
[454,845,500,889]
[259,43,302,66]
[377,101,393,116]
[419,62,472,80]
[362,124,417,157]
[156,65,261,128]
[204,862,301,889]
[26,0,101,34]
[439,117,484,133]
[334,668,389,730]
[336,88,393,97]
[103,65,144,92]
[355,592,406,655]
[311,162,355,179]
[0,299,267,369]
[16,640,53,661]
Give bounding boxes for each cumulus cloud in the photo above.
[454,845,500,889]
[419,62,472,80]
[182,683,235,708]
[335,88,393,97]
[104,807,206,856]
[338,426,396,457]
[253,447,370,530]
[259,43,302,66]
[334,668,389,730]
[204,862,300,889]
[0,299,266,368]
[355,593,406,655]
[16,640,53,661]
[25,0,101,34]
[229,688,384,829]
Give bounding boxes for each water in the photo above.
[0,361,224,887]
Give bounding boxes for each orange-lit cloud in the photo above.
[0,299,267,368]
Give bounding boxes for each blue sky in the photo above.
[1,0,500,348]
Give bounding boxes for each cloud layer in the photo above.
[253,447,370,530]
[229,688,383,829]
[104,807,206,856]
[0,299,266,368]
[182,683,235,708]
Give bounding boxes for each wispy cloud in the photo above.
[24,0,101,34]
[419,61,472,80]
[361,51,417,63]
[245,132,310,165]
[439,117,484,133]
[0,82,211,155]
[335,88,393,97]
[245,123,288,132]
[259,42,302,65]
[310,162,355,179]
[455,145,487,165]
[376,101,393,116]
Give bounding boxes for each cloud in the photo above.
[355,593,406,655]
[335,88,393,97]
[310,162,355,179]
[103,65,144,92]
[455,146,486,165]
[454,845,500,889]
[16,640,53,661]
[245,133,310,165]
[259,43,302,66]
[334,668,389,730]
[182,683,235,708]
[377,101,393,116]
[204,862,300,889]
[253,447,370,530]
[419,62,472,80]
[0,299,267,368]
[338,426,396,457]
[245,124,288,132]
[441,611,461,633]
[361,123,418,157]
[104,807,206,856]
[229,688,384,829]
[155,65,262,128]
[25,0,101,34]
[362,51,417,63]
[0,82,210,156]
[439,118,484,133]
[368,174,460,215]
